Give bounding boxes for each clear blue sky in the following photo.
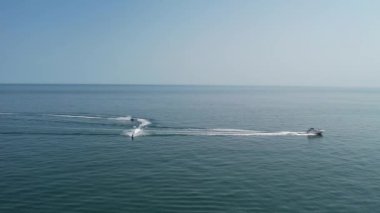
[1,0,379,86]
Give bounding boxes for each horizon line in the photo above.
[0,83,380,89]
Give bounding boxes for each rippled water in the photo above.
[1,85,380,212]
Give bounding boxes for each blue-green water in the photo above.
[1,85,380,212]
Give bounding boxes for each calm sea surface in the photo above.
[1,84,380,212]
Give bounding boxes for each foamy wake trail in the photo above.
[141,128,312,137]
[136,118,151,128]
[122,118,151,137]
[121,117,318,138]
[124,128,144,137]
[6,113,316,138]
[46,114,136,122]
[109,116,132,122]
[46,114,103,119]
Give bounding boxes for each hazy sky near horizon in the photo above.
[1,0,380,86]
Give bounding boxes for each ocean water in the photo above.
[1,84,380,212]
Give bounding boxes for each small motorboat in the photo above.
[306,128,324,136]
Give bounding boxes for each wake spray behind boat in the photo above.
[128,117,152,140]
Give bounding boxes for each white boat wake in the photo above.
[0,113,323,138]
[121,117,322,139]
[123,118,151,138]
[133,128,316,137]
